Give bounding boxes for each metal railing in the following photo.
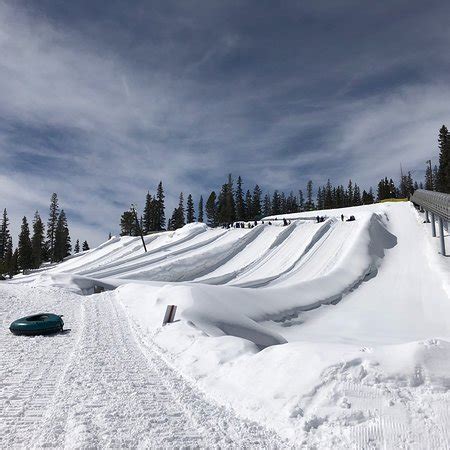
[410,189,449,256]
[410,190,450,222]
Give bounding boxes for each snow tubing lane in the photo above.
[9,313,64,336]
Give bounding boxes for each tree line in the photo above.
[120,125,449,235]
[0,193,89,278]
[120,176,378,234]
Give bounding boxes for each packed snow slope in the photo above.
[3,202,450,448]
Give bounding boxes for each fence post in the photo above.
[438,217,446,256]
[430,212,436,237]
[425,210,430,223]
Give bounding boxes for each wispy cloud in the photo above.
[1,0,450,245]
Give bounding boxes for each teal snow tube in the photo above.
[9,313,64,336]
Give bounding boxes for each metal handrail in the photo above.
[410,189,450,222]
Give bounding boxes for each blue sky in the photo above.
[1,0,450,246]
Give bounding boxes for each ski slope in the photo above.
[2,202,450,448]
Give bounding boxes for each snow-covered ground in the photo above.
[2,202,450,447]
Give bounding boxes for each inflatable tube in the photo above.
[9,313,64,336]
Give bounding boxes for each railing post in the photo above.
[438,217,446,256]
[431,212,436,237]
[425,210,429,223]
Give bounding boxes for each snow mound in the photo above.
[33,273,115,295]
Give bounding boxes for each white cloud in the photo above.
[0,1,449,247]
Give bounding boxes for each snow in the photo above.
[2,201,450,447]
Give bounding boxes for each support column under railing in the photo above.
[431,212,436,237]
[438,217,446,256]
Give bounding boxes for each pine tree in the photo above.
[362,190,369,204]
[262,193,271,217]
[186,194,195,223]
[9,248,18,278]
[244,190,253,220]
[0,208,10,263]
[120,211,137,236]
[286,191,298,213]
[280,192,287,214]
[142,192,154,234]
[74,239,80,253]
[353,184,362,205]
[82,241,90,251]
[271,191,281,215]
[316,187,324,210]
[377,178,387,201]
[168,194,186,231]
[31,211,45,269]
[0,228,12,275]
[305,181,314,211]
[54,210,71,262]
[4,236,13,277]
[425,161,434,190]
[252,185,262,219]
[235,176,245,221]
[346,180,353,207]
[46,193,59,262]
[437,125,450,193]
[388,178,397,198]
[217,175,236,224]
[406,172,414,196]
[155,181,166,231]
[18,216,33,271]
[198,196,204,223]
[336,185,345,208]
[298,190,304,211]
[324,180,333,209]
[206,191,218,227]
[433,165,439,191]
[167,209,177,230]
[173,193,185,229]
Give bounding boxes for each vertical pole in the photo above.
[430,212,436,237]
[438,217,446,256]
[131,204,147,253]
[425,210,429,223]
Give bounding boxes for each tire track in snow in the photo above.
[269,219,358,287]
[80,229,226,279]
[25,291,284,448]
[195,223,294,285]
[295,361,450,449]
[0,285,83,448]
[113,227,266,282]
[122,296,286,448]
[230,220,335,288]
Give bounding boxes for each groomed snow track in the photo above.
[0,284,284,448]
[40,218,358,287]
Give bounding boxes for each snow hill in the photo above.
[2,202,450,447]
